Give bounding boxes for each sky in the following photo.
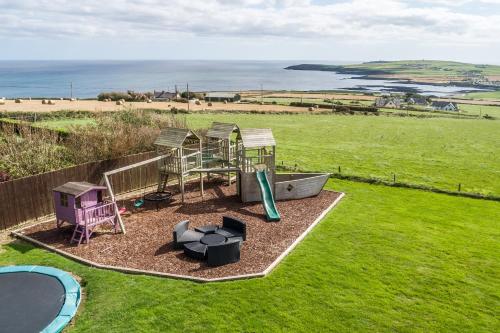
[1,0,500,63]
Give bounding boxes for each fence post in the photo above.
[393,173,396,183]
[458,183,461,192]
[338,166,341,174]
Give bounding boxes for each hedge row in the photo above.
[289,102,378,112]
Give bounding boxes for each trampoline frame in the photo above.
[0,265,81,333]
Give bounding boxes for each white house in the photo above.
[430,101,459,112]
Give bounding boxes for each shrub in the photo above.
[0,126,71,178]
[97,91,153,102]
[98,92,131,101]
[64,108,187,163]
[180,91,197,99]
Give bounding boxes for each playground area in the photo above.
[16,179,341,279]
[12,122,338,278]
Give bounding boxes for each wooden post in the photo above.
[227,139,231,186]
[200,172,204,199]
[272,145,276,197]
[103,174,126,234]
[180,175,185,203]
[458,183,461,192]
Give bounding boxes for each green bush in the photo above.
[0,126,71,178]
[97,91,153,102]
[64,108,187,163]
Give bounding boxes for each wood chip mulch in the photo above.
[19,179,341,279]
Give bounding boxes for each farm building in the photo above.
[374,97,402,108]
[153,91,179,101]
[431,101,459,111]
[204,92,241,102]
[407,96,429,106]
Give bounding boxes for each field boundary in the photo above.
[11,192,345,283]
[276,165,500,202]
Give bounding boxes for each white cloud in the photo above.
[0,0,498,46]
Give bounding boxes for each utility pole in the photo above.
[260,84,263,104]
[70,82,73,99]
[187,83,190,112]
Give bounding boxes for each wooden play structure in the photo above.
[154,127,203,202]
[236,128,279,221]
[53,181,121,245]
[203,122,241,183]
[104,122,328,223]
[52,122,330,245]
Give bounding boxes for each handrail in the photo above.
[83,202,115,227]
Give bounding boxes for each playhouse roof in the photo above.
[239,128,276,148]
[53,182,106,197]
[206,122,239,139]
[154,127,200,148]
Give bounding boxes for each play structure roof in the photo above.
[154,127,200,148]
[239,128,276,148]
[206,122,239,139]
[52,182,106,197]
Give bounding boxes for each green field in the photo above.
[186,114,500,195]
[457,104,500,117]
[288,60,500,78]
[18,113,500,195]
[245,97,373,106]
[33,118,95,131]
[465,91,500,100]
[1,180,498,332]
[343,60,500,77]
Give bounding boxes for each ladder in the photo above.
[157,172,169,192]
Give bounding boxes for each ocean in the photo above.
[0,60,482,98]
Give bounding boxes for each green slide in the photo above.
[255,170,281,222]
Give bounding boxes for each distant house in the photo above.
[204,92,241,102]
[431,101,459,111]
[153,90,179,101]
[374,97,402,108]
[407,96,429,106]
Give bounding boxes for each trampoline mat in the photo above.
[0,272,66,333]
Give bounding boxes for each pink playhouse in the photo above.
[53,181,119,245]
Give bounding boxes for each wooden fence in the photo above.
[0,151,158,231]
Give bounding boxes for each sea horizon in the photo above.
[0,59,488,99]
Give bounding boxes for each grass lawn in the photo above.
[465,91,500,100]
[186,114,500,195]
[1,180,498,332]
[457,104,500,117]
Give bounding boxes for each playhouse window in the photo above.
[60,193,68,207]
[97,190,103,203]
[75,197,81,209]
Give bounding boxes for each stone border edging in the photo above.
[11,192,345,283]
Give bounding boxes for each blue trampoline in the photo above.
[0,265,81,333]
